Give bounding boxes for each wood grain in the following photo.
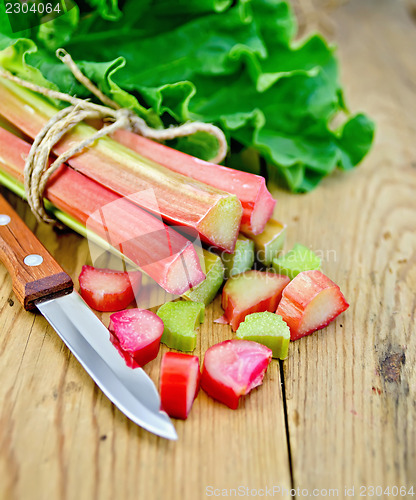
[278,0,416,494]
[0,191,291,500]
[0,1,415,499]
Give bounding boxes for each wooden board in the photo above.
[281,0,416,493]
[0,0,415,498]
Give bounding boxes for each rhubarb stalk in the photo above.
[0,126,205,295]
[111,128,276,235]
[0,78,242,252]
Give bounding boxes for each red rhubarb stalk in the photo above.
[160,352,200,419]
[112,128,276,235]
[0,126,205,295]
[0,79,242,252]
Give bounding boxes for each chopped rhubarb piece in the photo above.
[276,270,349,341]
[112,128,275,235]
[183,250,224,305]
[160,352,200,419]
[0,126,205,295]
[247,219,287,267]
[108,309,164,368]
[222,270,290,331]
[78,265,141,312]
[236,312,290,359]
[220,235,255,279]
[201,340,272,409]
[157,301,205,352]
[0,80,242,252]
[273,244,321,279]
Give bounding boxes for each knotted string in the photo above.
[0,49,227,224]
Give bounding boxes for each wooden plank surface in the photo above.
[0,190,292,500]
[0,0,415,499]
[279,0,416,494]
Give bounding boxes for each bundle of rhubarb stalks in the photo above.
[0,76,349,420]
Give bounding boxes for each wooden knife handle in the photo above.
[0,195,73,310]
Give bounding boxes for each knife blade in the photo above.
[0,194,177,440]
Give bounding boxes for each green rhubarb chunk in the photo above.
[251,219,287,267]
[235,312,290,359]
[183,250,224,305]
[272,244,321,279]
[221,235,255,279]
[157,301,205,352]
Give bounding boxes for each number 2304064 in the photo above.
[358,485,414,496]
[5,2,61,15]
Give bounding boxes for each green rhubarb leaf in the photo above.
[226,146,262,175]
[336,113,376,170]
[0,37,58,91]
[272,243,321,279]
[166,130,223,162]
[0,33,162,127]
[183,250,224,305]
[37,5,80,51]
[26,52,162,127]
[0,4,30,37]
[65,6,266,85]
[150,0,233,16]
[0,0,375,191]
[236,312,290,359]
[220,235,255,279]
[84,0,122,21]
[157,301,205,352]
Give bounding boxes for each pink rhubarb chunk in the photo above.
[222,270,290,331]
[276,270,349,341]
[108,309,164,368]
[78,265,141,312]
[201,339,272,409]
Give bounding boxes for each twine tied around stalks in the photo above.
[0,48,228,224]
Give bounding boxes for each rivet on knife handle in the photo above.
[0,195,73,310]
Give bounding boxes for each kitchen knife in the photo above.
[0,194,177,440]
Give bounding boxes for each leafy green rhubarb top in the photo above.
[0,0,374,192]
